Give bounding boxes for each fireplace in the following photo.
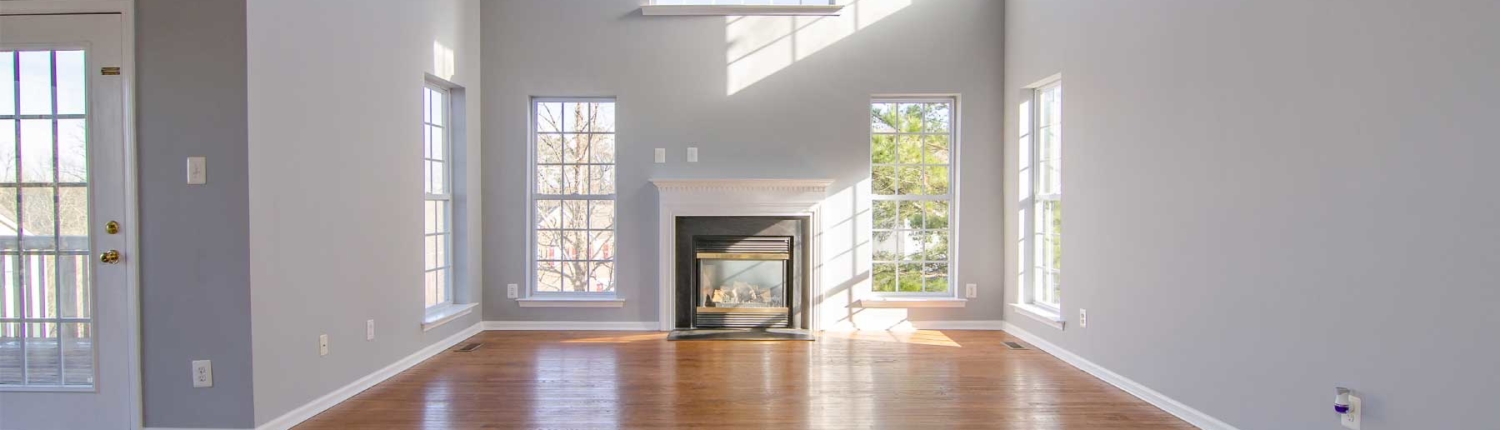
[674,216,809,331]
[693,236,793,328]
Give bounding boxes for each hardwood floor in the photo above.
[296,330,1192,429]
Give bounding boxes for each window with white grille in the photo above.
[531,99,616,295]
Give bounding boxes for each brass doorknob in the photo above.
[100,250,121,264]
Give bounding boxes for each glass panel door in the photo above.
[0,49,93,388]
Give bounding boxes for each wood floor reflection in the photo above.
[295,330,1192,429]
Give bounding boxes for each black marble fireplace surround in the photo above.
[674,216,810,331]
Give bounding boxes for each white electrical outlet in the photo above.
[319,334,329,356]
[654,148,666,163]
[965,283,977,298]
[687,147,699,163]
[191,360,213,388]
[366,320,375,341]
[507,283,519,298]
[1079,309,1088,328]
[186,157,207,185]
[1342,393,1362,429]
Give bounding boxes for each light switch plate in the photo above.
[186,157,206,185]
[366,320,375,341]
[965,283,977,298]
[507,283,519,298]
[191,360,213,388]
[687,147,699,163]
[319,334,329,356]
[654,148,666,164]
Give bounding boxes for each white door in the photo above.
[0,13,135,429]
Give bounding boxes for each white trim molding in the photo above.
[855,297,967,308]
[641,4,843,16]
[652,178,834,332]
[650,178,835,193]
[909,320,1005,330]
[1000,321,1240,430]
[254,322,484,430]
[483,321,657,331]
[422,302,478,332]
[1010,303,1066,330]
[516,297,626,308]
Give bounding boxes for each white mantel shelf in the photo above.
[650,178,835,193]
[653,178,835,331]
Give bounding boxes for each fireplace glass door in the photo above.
[695,251,791,327]
[700,258,786,309]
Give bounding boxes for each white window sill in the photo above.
[854,297,967,308]
[423,302,478,332]
[641,5,844,16]
[517,297,626,308]
[1010,303,1066,330]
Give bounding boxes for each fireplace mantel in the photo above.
[652,178,834,331]
[651,178,834,194]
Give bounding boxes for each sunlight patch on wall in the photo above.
[726,0,912,95]
[433,41,455,80]
[816,180,922,331]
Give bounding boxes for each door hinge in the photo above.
[101,67,121,76]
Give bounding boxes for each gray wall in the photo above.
[246,0,482,425]
[136,0,255,428]
[481,0,1008,325]
[1002,1,1500,428]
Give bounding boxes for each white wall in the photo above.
[246,0,482,425]
[1003,1,1500,428]
[481,0,1008,329]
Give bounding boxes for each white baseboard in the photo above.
[482,320,658,331]
[999,321,1238,430]
[910,320,1007,330]
[252,322,484,430]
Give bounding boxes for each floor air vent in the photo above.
[1003,341,1027,350]
[455,343,482,352]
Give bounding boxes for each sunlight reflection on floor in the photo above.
[560,333,669,343]
[821,329,962,348]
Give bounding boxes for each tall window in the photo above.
[1023,80,1062,310]
[532,99,616,294]
[870,98,954,294]
[423,83,452,310]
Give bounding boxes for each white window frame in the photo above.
[1020,77,1062,314]
[528,97,618,298]
[869,96,959,298]
[423,81,454,312]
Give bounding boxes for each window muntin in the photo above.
[532,99,616,294]
[423,84,452,309]
[870,98,954,294]
[1026,81,1062,310]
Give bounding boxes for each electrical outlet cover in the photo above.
[1342,394,1361,429]
[507,283,519,298]
[319,334,329,356]
[1079,309,1088,328]
[191,360,213,388]
[366,320,375,341]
